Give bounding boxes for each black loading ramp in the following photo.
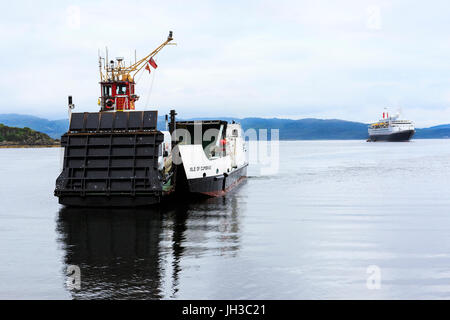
[55,111,165,207]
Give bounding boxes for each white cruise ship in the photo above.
[368,111,415,142]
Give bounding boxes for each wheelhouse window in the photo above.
[116,84,127,95]
[102,85,112,96]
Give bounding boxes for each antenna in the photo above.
[106,46,109,70]
[98,49,102,81]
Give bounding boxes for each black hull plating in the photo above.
[369,130,415,142]
[55,111,165,208]
[58,164,248,207]
[186,165,248,196]
[58,194,161,207]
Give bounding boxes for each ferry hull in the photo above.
[182,165,248,197]
[57,194,161,207]
[54,111,167,208]
[369,129,415,142]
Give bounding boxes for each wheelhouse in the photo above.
[99,81,138,111]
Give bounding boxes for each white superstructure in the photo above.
[175,120,248,196]
[368,111,415,141]
[178,123,247,181]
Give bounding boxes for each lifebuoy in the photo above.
[105,99,114,110]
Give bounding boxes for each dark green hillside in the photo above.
[0,124,59,146]
[0,114,67,139]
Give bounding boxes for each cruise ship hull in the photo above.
[369,129,415,142]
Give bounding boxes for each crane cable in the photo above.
[135,64,146,85]
[144,57,157,109]
[133,59,154,110]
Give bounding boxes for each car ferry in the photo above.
[54,32,248,207]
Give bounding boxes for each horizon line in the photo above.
[0,112,449,129]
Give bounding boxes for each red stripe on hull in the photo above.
[199,176,247,197]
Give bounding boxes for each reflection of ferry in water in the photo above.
[57,196,242,299]
[54,32,248,207]
[368,110,415,142]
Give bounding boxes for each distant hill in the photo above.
[157,117,369,139]
[1,113,450,140]
[416,125,450,139]
[0,114,67,139]
[0,124,59,146]
[238,118,369,140]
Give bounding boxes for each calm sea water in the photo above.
[1,140,450,299]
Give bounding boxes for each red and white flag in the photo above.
[149,57,158,69]
[145,57,158,74]
[145,63,151,74]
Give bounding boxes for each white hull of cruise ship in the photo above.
[368,113,415,142]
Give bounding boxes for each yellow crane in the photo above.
[98,31,175,111]
[100,31,174,82]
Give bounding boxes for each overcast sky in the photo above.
[2,0,450,126]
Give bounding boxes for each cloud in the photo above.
[1,0,450,126]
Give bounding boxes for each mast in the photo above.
[98,31,175,111]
